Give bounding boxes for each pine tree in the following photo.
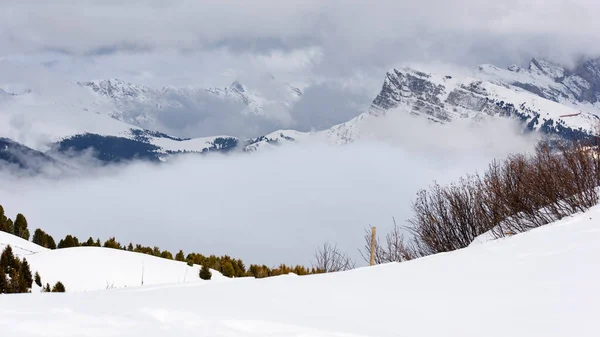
[7,269,19,293]
[1,218,13,234]
[83,237,95,246]
[34,271,42,287]
[13,213,30,240]
[0,245,16,274]
[127,243,134,251]
[21,258,33,289]
[160,250,173,260]
[32,228,46,246]
[46,235,57,249]
[221,261,235,278]
[199,264,212,280]
[51,281,66,293]
[103,237,121,249]
[17,267,29,293]
[58,235,77,248]
[175,250,185,262]
[0,267,6,293]
[44,283,51,292]
[0,205,8,233]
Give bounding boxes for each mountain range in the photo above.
[1,57,599,170]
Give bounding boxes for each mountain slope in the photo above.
[1,203,599,336]
[81,78,303,127]
[0,77,241,163]
[0,137,66,173]
[249,58,600,150]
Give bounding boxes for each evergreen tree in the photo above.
[58,235,78,248]
[175,250,185,262]
[32,228,46,246]
[21,258,33,288]
[0,205,8,233]
[199,264,212,280]
[1,218,13,235]
[51,281,66,293]
[83,237,95,246]
[17,267,29,293]
[46,235,57,249]
[160,250,173,260]
[127,243,134,251]
[44,283,51,292]
[7,269,19,293]
[13,213,30,240]
[0,267,6,293]
[221,261,235,278]
[103,237,121,249]
[34,271,42,287]
[0,245,16,274]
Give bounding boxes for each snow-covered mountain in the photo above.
[0,137,65,174]
[248,58,600,150]
[80,77,303,127]
[1,57,600,167]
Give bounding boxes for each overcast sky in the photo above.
[1,0,599,84]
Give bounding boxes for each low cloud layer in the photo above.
[0,117,539,266]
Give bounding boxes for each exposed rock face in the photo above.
[354,58,600,142]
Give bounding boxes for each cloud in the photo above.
[0,116,539,267]
[1,0,598,70]
[289,83,371,132]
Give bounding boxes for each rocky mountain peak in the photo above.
[529,58,566,80]
[369,68,445,118]
[82,78,148,101]
[230,80,246,93]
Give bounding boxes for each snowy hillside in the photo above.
[1,204,599,336]
[0,73,240,161]
[0,230,47,256]
[0,230,221,292]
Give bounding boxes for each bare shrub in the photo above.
[312,242,355,273]
[360,219,420,264]
[408,140,600,254]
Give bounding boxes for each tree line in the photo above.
[1,204,331,283]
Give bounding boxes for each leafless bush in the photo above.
[360,219,420,264]
[312,242,355,273]
[408,140,600,254]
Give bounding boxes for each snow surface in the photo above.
[0,231,223,292]
[0,230,47,256]
[1,205,600,336]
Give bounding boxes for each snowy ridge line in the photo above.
[0,242,39,255]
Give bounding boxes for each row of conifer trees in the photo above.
[1,204,323,284]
